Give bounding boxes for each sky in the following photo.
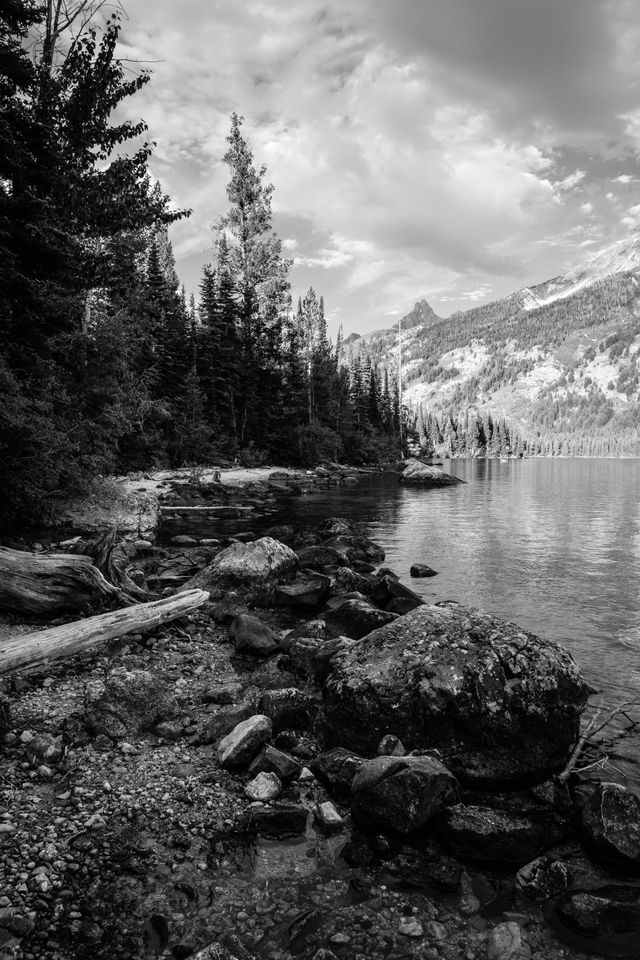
[118,0,640,336]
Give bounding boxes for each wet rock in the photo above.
[250,802,308,836]
[371,574,424,612]
[516,856,572,902]
[258,688,312,733]
[325,599,398,640]
[86,669,177,740]
[286,635,349,684]
[582,782,640,871]
[248,745,302,781]
[386,597,421,615]
[486,921,529,960]
[244,771,282,801]
[322,603,589,786]
[310,747,366,801]
[410,563,438,578]
[351,755,459,834]
[314,517,357,539]
[314,801,344,832]
[331,567,373,597]
[399,459,464,487]
[323,534,385,564]
[555,885,640,937]
[217,715,272,770]
[228,614,279,657]
[438,803,562,865]
[186,537,297,595]
[377,734,405,757]
[295,545,349,570]
[276,575,330,610]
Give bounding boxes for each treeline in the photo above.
[0,4,405,530]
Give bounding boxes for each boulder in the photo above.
[287,635,350,684]
[410,563,438,578]
[86,670,177,740]
[582,782,640,871]
[228,614,279,657]
[351,755,459,834]
[276,576,330,610]
[331,567,373,597]
[399,459,464,487]
[371,574,424,612]
[217,715,272,770]
[516,856,572,902]
[324,534,385,564]
[186,537,297,595]
[310,747,366,801]
[325,599,398,640]
[295,546,348,570]
[438,803,565,865]
[322,603,589,786]
[258,688,312,733]
[555,885,640,938]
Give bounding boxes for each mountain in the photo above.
[344,235,640,457]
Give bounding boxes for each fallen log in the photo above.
[83,527,155,604]
[0,589,209,676]
[0,546,121,616]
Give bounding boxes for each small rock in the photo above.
[377,734,405,757]
[398,917,424,938]
[352,755,459,833]
[314,801,344,832]
[310,747,366,801]
[424,921,447,940]
[516,856,571,902]
[410,564,438,578]
[217,715,272,770]
[487,921,528,960]
[202,683,243,705]
[228,614,279,657]
[248,745,301,782]
[154,721,184,741]
[582,781,640,870]
[24,733,63,765]
[258,688,311,733]
[244,772,282,801]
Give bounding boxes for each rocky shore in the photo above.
[1,470,639,960]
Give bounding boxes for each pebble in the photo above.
[398,917,424,938]
[487,921,529,960]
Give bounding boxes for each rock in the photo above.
[324,534,385,564]
[398,917,424,938]
[371,574,424,612]
[516,856,572,902]
[209,599,250,625]
[258,688,312,733]
[228,614,279,657]
[582,781,640,870]
[399,459,464,487]
[191,936,256,960]
[186,537,297,595]
[410,563,438,578]
[244,772,282,801]
[24,732,63,765]
[202,682,243,705]
[276,576,330,610]
[286,635,349,684]
[331,567,373,597]
[486,921,528,960]
[377,734,405,757]
[250,802,308,836]
[555,885,640,938]
[351,756,459,834]
[314,801,344,832]
[386,597,421,615]
[310,748,366,801]
[217,715,272,770]
[201,697,260,743]
[264,524,295,543]
[154,720,184,741]
[170,535,198,545]
[86,669,177,740]
[295,546,349,570]
[248,745,302,781]
[322,603,589,786]
[0,693,11,737]
[325,599,398,640]
[438,803,565,865]
[314,517,357,539]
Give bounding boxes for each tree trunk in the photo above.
[0,589,209,676]
[0,546,121,616]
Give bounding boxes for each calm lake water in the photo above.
[254,459,640,772]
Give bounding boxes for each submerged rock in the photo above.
[351,755,459,834]
[399,459,464,487]
[250,802,308,836]
[322,603,589,786]
[410,563,438,578]
[582,782,640,870]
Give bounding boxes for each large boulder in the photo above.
[399,459,464,487]
[438,802,567,866]
[86,669,177,740]
[322,603,589,786]
[186,537,297,596]
[325,599,398,640]
[351,755,459,834]
[582,782,640,871]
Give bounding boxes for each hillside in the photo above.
[345,235,640,457]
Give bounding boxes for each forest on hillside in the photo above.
[0,2,408,531]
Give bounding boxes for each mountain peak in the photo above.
[400,298,440,330]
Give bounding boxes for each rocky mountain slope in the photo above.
[345,235,640,456]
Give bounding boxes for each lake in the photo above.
[256,459,640,777]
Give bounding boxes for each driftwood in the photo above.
[0,589,209,675]
[0,546,122,616]
[558,700,640,783]
[84,528,154,604]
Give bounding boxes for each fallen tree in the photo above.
[0,589,209,675]
[0,546,122,615]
